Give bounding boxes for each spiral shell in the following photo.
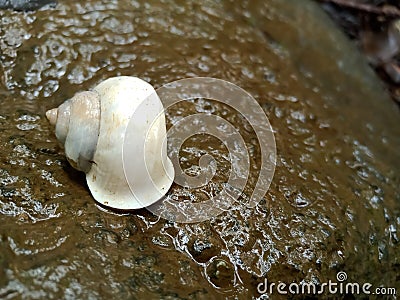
[46,76,175,210]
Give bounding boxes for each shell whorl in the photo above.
[46,91,101,173]
[45,108,58,126]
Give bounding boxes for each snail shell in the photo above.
[46,76,174,210]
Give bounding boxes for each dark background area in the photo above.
[318,0,400,104]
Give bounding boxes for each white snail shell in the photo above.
[46,76,174,210]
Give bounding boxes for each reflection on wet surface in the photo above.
[0,0,399,298]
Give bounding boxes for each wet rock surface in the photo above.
[0,0,56,11]
[0,0,399,298]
